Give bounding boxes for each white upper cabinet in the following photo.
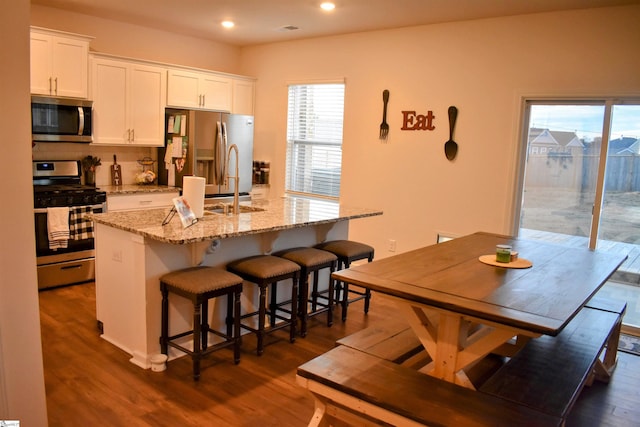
[30,27,92,98]
[232,78,255,115]
[167,68,232,112]
[90,55,167,147]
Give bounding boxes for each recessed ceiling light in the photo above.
[221,21,235,29]
[320,2,335,11]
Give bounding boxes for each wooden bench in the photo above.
[317,298,625,425]
[297,345,563,427]
[585,295,626,376]
[585,294,627,314]
[479,304,625,424]
[335,318,425,364]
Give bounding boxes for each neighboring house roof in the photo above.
[609,136,639,154]
[529,128,558,146]
[529,128,584,148]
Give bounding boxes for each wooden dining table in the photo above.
[332,231,627,389]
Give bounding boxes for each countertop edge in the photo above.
[101,185,180,195]
[92,199,382,244]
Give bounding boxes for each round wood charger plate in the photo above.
[478,255,533,269]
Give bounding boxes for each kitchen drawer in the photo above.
[37,257,94,290]
[107,191,178,211]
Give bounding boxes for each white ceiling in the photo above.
[32,0,639,47]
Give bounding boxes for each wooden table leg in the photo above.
[432,312,463,383]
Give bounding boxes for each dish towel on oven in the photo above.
[70,206,95,240]
[47,207,70,250]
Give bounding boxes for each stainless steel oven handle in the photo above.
[34,204,104,214]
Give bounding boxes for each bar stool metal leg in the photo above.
[160,282,169,355]
[192,300,202,379]
[289,277,299,343]
[258,284,267,355]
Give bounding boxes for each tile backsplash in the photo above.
[32,142,159,186]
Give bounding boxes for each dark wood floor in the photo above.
[39,282,640,426]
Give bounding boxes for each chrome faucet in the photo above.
[225,144,240,214]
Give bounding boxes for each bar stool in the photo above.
[227,255,301,355]
[159,266,243,381]
[315,240,375,321]
[274,247,338,337]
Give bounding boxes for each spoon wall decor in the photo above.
[444,106,458,161]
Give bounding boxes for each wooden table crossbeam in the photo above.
[390,295,538,389]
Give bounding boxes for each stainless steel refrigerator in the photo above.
[158,109,254,200]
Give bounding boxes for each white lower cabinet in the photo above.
[107,191,179,212]
[91,55,166,146]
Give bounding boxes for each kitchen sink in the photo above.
[203,203,265,215]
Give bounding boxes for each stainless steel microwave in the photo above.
[31,96,93,143]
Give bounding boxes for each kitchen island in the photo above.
[91,197,382,369]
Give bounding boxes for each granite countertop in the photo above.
[100,184,180,195]
[91,197,382,245]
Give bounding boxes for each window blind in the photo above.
[286,83,345,199]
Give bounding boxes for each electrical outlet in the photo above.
[112,250,123,262]
[388,239,397,252]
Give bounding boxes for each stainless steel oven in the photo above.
[33,160,106,289]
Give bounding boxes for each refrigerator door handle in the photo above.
[222,122,229,187]
[215,121,224,185]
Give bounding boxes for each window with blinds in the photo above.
[286,82,345,199]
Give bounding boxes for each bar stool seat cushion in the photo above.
[227,255,300,279]
[315,240,374,260]
[161,266,244,293]
[277,247,338,267]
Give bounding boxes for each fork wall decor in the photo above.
[379,89,390,140]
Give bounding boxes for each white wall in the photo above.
[0,0,49,425]
[240,5,640,258]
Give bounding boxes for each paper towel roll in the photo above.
[182,176,206,218]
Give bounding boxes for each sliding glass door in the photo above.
[520,103,604,240]
[519,99,640,330]
[599,105,640,246]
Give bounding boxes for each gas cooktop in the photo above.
[33,160,107,208]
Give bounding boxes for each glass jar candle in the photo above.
[496,244,512,263]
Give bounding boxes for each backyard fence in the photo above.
[526,153,640,193]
